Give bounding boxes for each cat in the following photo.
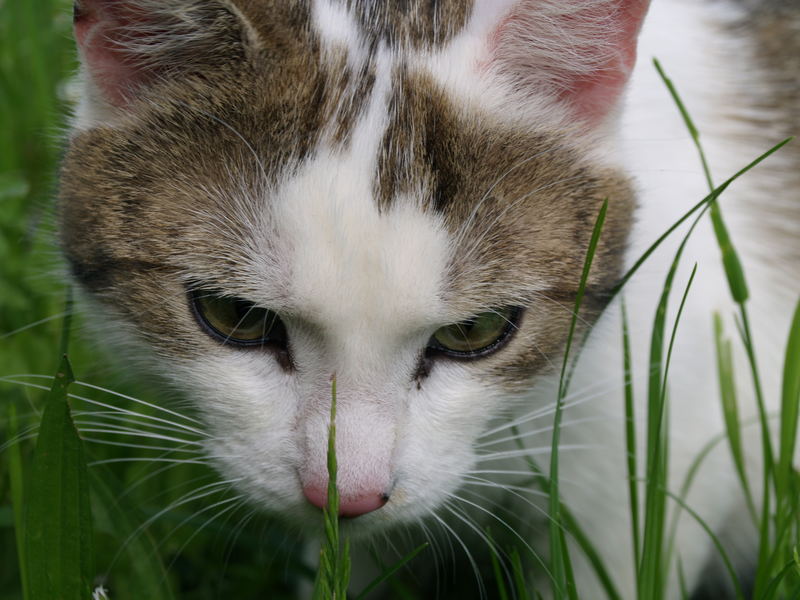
[59,0,799,597]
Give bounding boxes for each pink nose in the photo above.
[303,486,389,518]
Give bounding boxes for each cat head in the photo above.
[60,0,645,530]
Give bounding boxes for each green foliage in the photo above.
[549,199,608,600]
[24,356,94,600]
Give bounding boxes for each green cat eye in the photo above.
[190,290,287,347]
[427,308,521,358]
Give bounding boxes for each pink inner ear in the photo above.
[74,1,158,107]
[486,0,651,126]
[563,2,649,124]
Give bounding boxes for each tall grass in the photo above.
[1,3,798,599]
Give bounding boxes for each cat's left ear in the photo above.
[475,0,651,125]
[73,0,259,109]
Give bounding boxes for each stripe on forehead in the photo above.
[336,0,474,49]
[311,0,474,51]
[272,45,452,337]
[307,0,472,147]
[372,67,636,311]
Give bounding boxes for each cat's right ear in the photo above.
[471,0,651,127]
[73,0,258,109]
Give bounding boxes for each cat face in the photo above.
[60,0,641,531]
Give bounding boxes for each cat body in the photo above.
[60,0,799,596]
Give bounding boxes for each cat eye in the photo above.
[190,290,287,348]
[427,308,521,358]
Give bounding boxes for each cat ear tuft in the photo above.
[73,0,254,108]
[481,0,650,125]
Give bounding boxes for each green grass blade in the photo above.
[7,398,29,599]
[677,559,689,600]
[354,543,429,600]
[550,199,608,600]
[621,300,641,578]
[24,355,94,600]
[511,548,532,600]
[777,299,800,502]
[639,237,698,599]
[663,490,745,600]
[651,59,712,191]
[485,527,511,600]
[761,558,800,600]
[89,465,176,600]
[610,137,792,299]
[713,314,757,522]
[654,60,790,600]
[653,58,749,304]
[661,265,697,397]
[313,375,350,600]
[510,433,622,600]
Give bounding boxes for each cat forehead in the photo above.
[62,0,635,338]
[272,149,451,333]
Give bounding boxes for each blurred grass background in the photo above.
[0,3,307,598]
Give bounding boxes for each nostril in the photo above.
[302,485,389,518]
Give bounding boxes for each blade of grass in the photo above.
[713,314,757,523]
[677,559,689,600]
[565,136,792,402]
[652,59,748,304]
[653,59,793,599]
[621,300,641,579]
[663,490,745,600]
[354,543,429,600]
[89,465,176,600]
[639,231,700,598]
[312,375,350,600]
[549,199,608,600]
[777,299,800,505]
[609,137,791,300]
[508,435,622,600]
[772,301,800,596]
[485,528,511,600]
[7,398,29,599]
[761,558,800,600]
[24,355,94,600]
[511,547,533,600]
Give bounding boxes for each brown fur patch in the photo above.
[375,70,635,385]
[61,1,330,357]
[339,0,473,49]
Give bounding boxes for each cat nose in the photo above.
[303,485,389,518]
